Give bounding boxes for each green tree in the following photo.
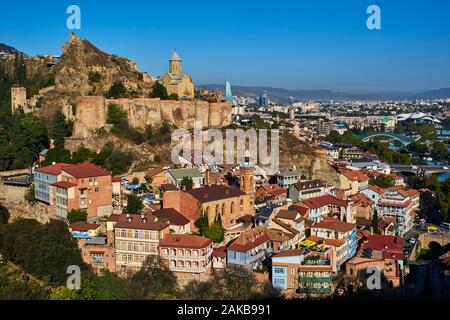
[0,205,9,224]
[369,175,395,188]
[168,93,179,100]
[194,212,209,233]
[131,177,140,185]
[149,82,169,100]
[24,184,36,205]
[48,111,73,149]
[50,286,78,300]
[203,215,225,243]
[71,145,92,164]
[88,71,101,83]
[372,209,379,234]
[106,104,128,126]
[79,271,129,300]
[107,81,127,99]
[67,209,88,224]
[127,194,143,214]
[180,176,193,190]
[0,219,86,285]
[128,255,179,299]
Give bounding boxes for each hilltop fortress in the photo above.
[68,96,232,138]
[8,33,232,139]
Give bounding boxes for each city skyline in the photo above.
[1,0,450,92]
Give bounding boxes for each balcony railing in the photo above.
[160,253,211,261]
[169,265,210,273]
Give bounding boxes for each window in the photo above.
[291,268,296,275]
[95,187,99,192]
[273,267,285,274]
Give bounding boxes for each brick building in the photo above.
[35,163,116,222]
[163,185,255,229]
[159,234,213,275]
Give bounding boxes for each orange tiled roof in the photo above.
[160,234,212,249]
[311,217,356,233]
[342,170,369,182]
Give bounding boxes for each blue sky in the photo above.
[1,0,449,92]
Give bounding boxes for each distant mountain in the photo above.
[200,84,449,102]
[0,43,23,55]
[414,87,450,100]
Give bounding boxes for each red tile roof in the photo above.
[360,234,404,260]
[35,163,72,175]
[160,234,212,249]
[342,170,369,182]
[69,221,100,231]
[228,227,271,252]
[62,163,111,178]
[378,200,412,208]
[261,184,287,196]
[51,181,77,189]
[36,163,111,179]
[114,213,170,231]
[272,249,303,258]
[212,246,227,259]
[187,185,245,203]
[311,217,356,233]
[290,205,309,216]
[301,195,349,209]
[368,185,386,195]
[152,208,190,226]
[352,193,374,206]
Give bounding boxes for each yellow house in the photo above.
[160,50,195,99]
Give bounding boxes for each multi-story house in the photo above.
[111,213,171,274]
[166,168,204,189]
[271,246,336,296]
[255,184,287,206]
[34,163,68,203]
[310,217,357,268]
[292,195,352,223]
[377,189,416,236]
[276,169,301,189]
[288,179,329,202]
[49,164,114,222]
[346,235,404,287]
[339,170,369,195]
[159,234,213,274]
[35,163,116,222]
[227,227,291,270]
[268,210,307,243]
[361,185,386,211]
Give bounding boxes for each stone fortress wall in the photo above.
[68,96,232,138]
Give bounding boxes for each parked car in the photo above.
[409,238,417,245]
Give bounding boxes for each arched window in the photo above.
[222,203,225,216]
[240,199,244,206]
[230,202,234,214]
[215,204,220,216]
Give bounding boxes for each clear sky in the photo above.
[1,0,449,92]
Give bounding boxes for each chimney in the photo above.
[203,193,208,199]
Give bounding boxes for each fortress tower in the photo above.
[11,87,27,113]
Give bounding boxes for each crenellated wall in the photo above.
[70,96,232,138]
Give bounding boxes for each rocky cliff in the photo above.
[54,33,153,96]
